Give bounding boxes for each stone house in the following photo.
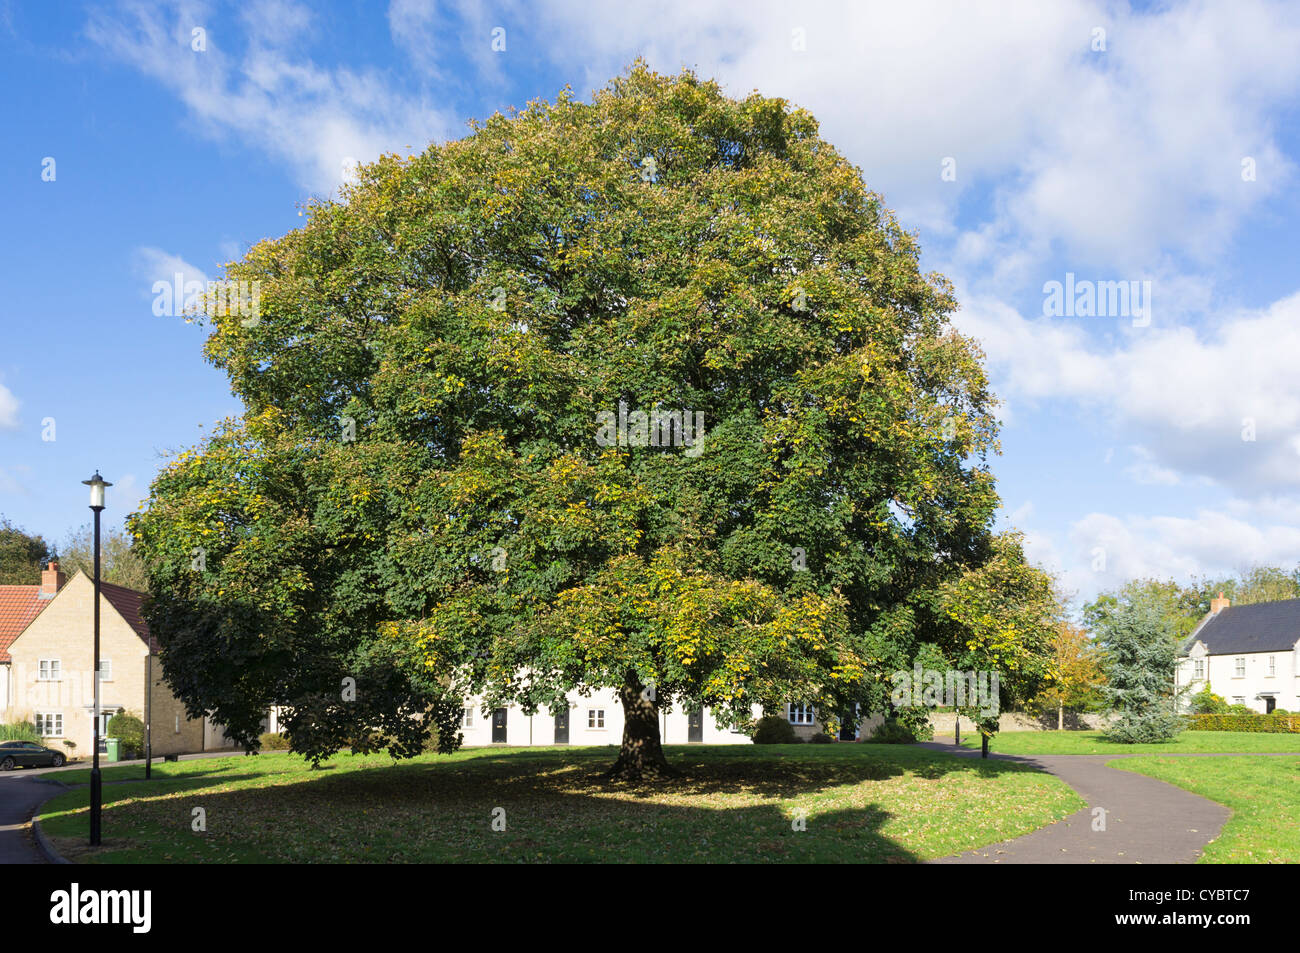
[1,562,210,757]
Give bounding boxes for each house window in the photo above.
[1267,656,1276,677]
[174,714,181,734]
[588,709,605,729]
[788,703,816,725]
[1234,658,1246,677]
[38,659,61,681]
[1233,697,1245,705]
[1193,659,1204,679]
[35,712,63,737]
[462,707,475,728]
[97,659,112,682]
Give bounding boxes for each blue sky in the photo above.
[2,0,1300,606]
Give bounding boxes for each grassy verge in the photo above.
[1113,755,1300,863]
[956,730,1300,756]
[39,744,1083,863]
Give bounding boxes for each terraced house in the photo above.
[1177,593,1300,713]
[456,693,865,746]
[0,561,208,757]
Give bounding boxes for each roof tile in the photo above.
[1193,599,1300,656]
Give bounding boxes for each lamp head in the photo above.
[82,472,112,510]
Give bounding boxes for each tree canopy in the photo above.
[130,64,1058,777]
[54,523,150,591]
[0,516,50,585]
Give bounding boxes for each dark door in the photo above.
[1265,696,1276,714]
[839,707,858,741]
[553,707,569,744]
[491,708,508,743]
[687,707,704,743]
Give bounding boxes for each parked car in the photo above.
[0,740,67,770]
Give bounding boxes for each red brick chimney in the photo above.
[40,561,66,597]
[1210,591,1230,614]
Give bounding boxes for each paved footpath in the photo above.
[921,739,1300,864]
[0,774,67,863]
[0,750,244,864]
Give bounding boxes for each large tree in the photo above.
[131,65,1051,779]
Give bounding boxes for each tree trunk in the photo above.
[1058,705,1063,731]
[605,679,677,782]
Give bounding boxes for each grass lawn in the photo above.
[956,730,1300,755]
[39,744,1083,864]
[1114,756,1300,863]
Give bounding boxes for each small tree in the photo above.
[1096,598,1185,743]
[106,712,146,757]
[54,523,150,591]
[1033,621,1106,729]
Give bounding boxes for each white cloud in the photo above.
[0,382,19,430]
[89,1,1300,266]
[112,474,145,514]
[1068,509,1300,592]
[1124,446,1181,487]
[133,246,211,290]
[0,466,29,497]
[1006,500,1035,526]
[88,0,458,194]
[954,289,1300,495]
[1020,503,1300,603]
[514,0,1300,273]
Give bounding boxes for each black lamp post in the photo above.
[83,472,111,846]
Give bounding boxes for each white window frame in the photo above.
[1193,659,1204,679]
[587,709,605,729]
[1232,697,1245,705]
[38,659,61,681]
[462,707,475,728]
[35,712,63,737]
[787,702,816,726]
[97,659,112,682]
[1267,655,1276,677]
[1234,657,1246,677]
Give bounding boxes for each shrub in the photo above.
[751,715,798,744]
[1226,704,1254,715]
[259,731,291,750]
[0,721,39,742]
[866,716,927,744]
[1104,710,1186,744]
[808,732,834,744]
[1189,686,1228,714]
[1187,713,1300,733]
[106,712,145,754]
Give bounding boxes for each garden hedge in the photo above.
[1187,713,1300,733]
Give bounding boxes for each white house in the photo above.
[456,691,861,746]
[1176,593,1300,713]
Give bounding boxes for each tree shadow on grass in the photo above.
[41,744,1061,864]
